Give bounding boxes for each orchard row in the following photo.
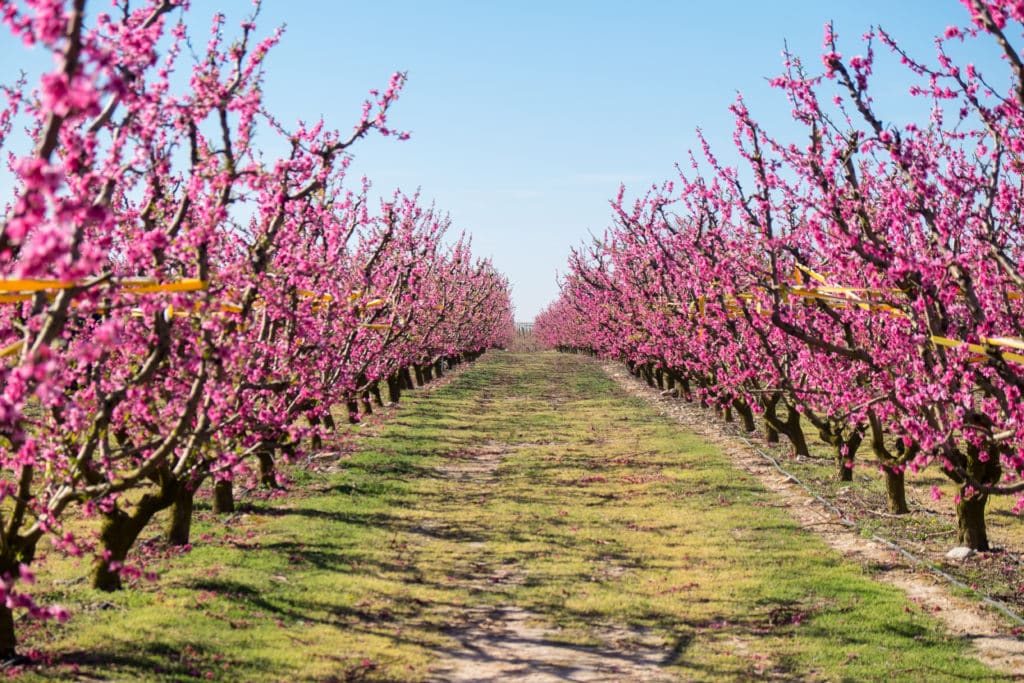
[0,0,513,657]
[537,0,1024,557]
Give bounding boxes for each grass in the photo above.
[12,350,1010,681]
[699,394,1024,618]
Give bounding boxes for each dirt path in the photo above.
[602,361,1024,678]
[424,386,675,682]
[414,351,1018,681]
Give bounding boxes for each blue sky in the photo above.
[2,1,1003,318]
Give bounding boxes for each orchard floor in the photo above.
[17,351,1024,681]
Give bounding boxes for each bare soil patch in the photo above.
[430,605,673,683]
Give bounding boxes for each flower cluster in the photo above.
[0,0,512,656]
[538,0,1024,554]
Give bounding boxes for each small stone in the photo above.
[945,546,975,561]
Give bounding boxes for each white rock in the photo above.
[945,546,975,561]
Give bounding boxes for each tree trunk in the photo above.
[165,482,195,546]
[680,377,692,402]
[346,399,360,424]
[760,393,781,443]
[883,466,909,514]
[733,399,756,432]
[654,368,664,390]
[257,450,280,488]
[360,391,373,416]
[414,365,424,387]
[957,490,990,551]
[308,414,323,450]
[0,606,15,659]
[722,404,733,423]
[829,430,862,483]
[401,367,415,390]
[387,374,402,404]
[423,364,434,382]
[433,360,444,378]
[769,403,809,458]
[954,449,1000,550]
[213,480,235,514]
[93,481,177,591]
[369,383,384,407]
[0,603,15,659]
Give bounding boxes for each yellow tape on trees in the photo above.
[0,279,74,292]
[121,279,207,294]
[0,340,24,359]
[931,336,1024,364]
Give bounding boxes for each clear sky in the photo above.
[1,1,1001,318]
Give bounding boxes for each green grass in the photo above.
[16,351,1008,681]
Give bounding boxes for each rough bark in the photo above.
[360,391,373,416]
[213,480,235,514]
[733,399,756,432]
[760,393,781,443]
[386,374,402,404]
[257,449,281,488]
[369,383,384,407]
[883,466,909,514]
[165,482,195,546]
[0,604,15,659]
[954,446,1001,550]
[957,491,990,551]
[93,477,178,591]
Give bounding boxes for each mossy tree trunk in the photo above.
[955,447,1001,550]
[257,449,281,488]
[883,466,909,514]
[957,491,990,551]
[165,479,196,546]
[360,391,373,416]
[308,413,323,450]
[865,411,910,513]
[213,480,235,514]
[821,426,862,483]
[0,528,39,655]
[732,399,756,432]
[763,397,808,457]
[387,374,402,403]
[93,474,178,591]
[759,393,781,443]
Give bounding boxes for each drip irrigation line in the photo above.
[732,431,1024,627]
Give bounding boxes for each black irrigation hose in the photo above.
[731,432,1024,628]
